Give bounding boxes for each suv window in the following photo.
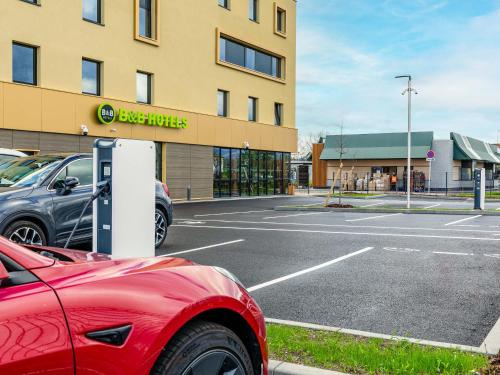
[53,159,93,189]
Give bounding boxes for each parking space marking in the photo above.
[194,210,272,217]
[484,254,500,259]
[158,239,245,257]
[247,247,374,292]
[265,318,485,354]
[444,215,482,226]
[433,251,474,256]
[345,213,402,222]
[423,203,441,209]
[384,247,421,253]
[179,219,500,235]
[480,317,500,355]
[172,224,500,242]
[359,202,385,208]
[263,212,327,220]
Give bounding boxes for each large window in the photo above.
[249,0,258,21]
[218,90,228,117]
[139,0,152,38]
[274,103,283,126]
[213,149,290,198]
[137,71,152,104]
[248,97,257,122]
[220,37,282,79]
[12,43,37,85]
[82,58,100,96]
[83,0,101,23]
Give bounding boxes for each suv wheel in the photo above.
[151,321,254,375]
[155,208,168,248]
[4,221,47,246]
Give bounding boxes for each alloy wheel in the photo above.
[9,226,44,246]
[155,210,166,247]
[181,349,245,375]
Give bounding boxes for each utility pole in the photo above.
[395,75,418,209]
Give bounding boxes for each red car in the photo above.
[0,237,267,374]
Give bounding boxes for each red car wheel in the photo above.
[151,320,255,375]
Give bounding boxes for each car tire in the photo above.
[155,208,168,249]
[151,320,255,375]
[4,220,47,246]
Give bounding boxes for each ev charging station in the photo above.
[473,168,485,210]
[92,139,156,258]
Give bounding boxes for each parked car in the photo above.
[0,238,267,374]
[0,148,27,165]
[0,153,172,248]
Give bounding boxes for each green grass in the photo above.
[328,192,385,198]
[267,323,489,375]
[453,191,500,199]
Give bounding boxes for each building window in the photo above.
[20,0,38,5]
[219,36,283,79]
[274,4,287,36]
[248,97,257,122]
[137,71,152,104]
[139,0,152,38]
[83,0,101,23]
[274,103,283,126]
[82,58,100,96]
[249,0,258,21]
[218,90,228,117]
[218,0,229,9]
[12,43,37,85]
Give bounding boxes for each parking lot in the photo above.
[157,196,500,352]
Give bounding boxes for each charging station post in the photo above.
[473,168,485,210]
[93,139,156,258]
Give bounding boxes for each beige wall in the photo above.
[0,0,297,152]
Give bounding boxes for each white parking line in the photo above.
[247,247,374,292]
[433,251,474,256]
[359,202,385,208]
[444,215,482,226]
[480,317,500,355]
[265,318,485,354]
[484,254,500,259]
[345,213,401,222]
[423,203,441,209]
[158,239,245,257]
[194,210,272,217]
[263,212,326,220]
[172,224,500,242]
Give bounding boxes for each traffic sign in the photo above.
[426,150,435,159]
[426,157,435,162]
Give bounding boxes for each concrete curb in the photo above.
[274,206,500,216]
[269,360,349,375]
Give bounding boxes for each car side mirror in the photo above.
[60,176,80,195]
[0,261,9,281]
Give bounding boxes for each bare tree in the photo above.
[324,123,347,206]
[295,130,327,160]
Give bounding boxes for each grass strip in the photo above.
[453,192,500,199]
[267,323,491,375]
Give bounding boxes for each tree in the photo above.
[324,123,348,206]
[294,130,327,160]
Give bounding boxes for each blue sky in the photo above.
[296,0,500,143]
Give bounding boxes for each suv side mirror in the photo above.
[0,261,9,281]
[58,176,80,195]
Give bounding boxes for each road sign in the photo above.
[426,157,435,162]
[426,150,435,159]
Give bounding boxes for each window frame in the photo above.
[248,96,258,122]
[274,102,283,126]
[218,0,230,10]
[82,0,102,24]
[218,90,229,117]
[249,0,258,22]
[274,3,287,37]
[134,0,160,46]
[136,71,152,104]
[81,58,101,96]
[48,158,93,191]
[19,0,40,6]
[12,42,38,86]
[217,30,285,82]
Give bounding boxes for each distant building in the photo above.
[312,132,500,192]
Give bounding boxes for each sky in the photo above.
[296,0,500,143]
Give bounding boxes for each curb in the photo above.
[269,360,349,375]
[274,206,500,216]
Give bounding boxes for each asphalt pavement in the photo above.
[157,195,500,352]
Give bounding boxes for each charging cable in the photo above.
[64,180,110,249]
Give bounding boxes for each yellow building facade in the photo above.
[0,0,297,199]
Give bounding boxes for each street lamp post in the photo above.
[395,75,417,209]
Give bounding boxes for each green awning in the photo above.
[451,133,500,163]
[320,132,433,160]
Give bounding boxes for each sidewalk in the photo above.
[269,360,349,375]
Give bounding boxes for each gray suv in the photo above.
[0,153,173,248]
